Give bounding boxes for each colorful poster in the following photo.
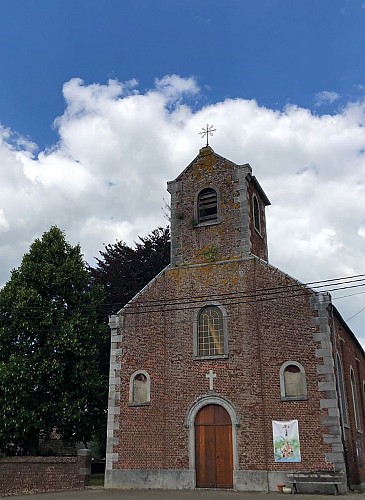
[272,419,301,463]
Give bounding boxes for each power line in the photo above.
[102,277,365,312]
[2,273,365,312]
[333,291,365,300]
[0,273,364,316]
[107,273,365,307]
[346,306,365,322]
[1,277,364,317]
[119,283,365,316]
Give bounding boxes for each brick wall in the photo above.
[112,258,334,474]
[334,313,365,487]
[0,449,91,496]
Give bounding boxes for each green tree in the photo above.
[90,226,170,316]
[0,226,107,455]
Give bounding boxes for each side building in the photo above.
[105,146,365,491]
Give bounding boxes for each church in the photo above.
[105,144,365,492]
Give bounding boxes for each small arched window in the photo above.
[129,370,151,406]
[350,367,361,430]
[195,305,227,357]
[253,195,261,232]
[198,188,218,223]
[280,361,307,400]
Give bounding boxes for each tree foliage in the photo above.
[0,226,107,455]
[89,226,170,316]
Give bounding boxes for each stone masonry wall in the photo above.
[168,147,269,266]
[0,449,91,496]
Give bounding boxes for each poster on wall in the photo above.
[272,419,301,463]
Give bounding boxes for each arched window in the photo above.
[198,188,218,223]
[193,305,228,358]
[129,370,151,406]
[279,361,307,400]
[253,195,261,232]
[336,353,348,427]
[350,367,361,430]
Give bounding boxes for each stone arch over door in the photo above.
[185,395,239,489]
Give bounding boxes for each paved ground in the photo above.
[5,489,364,500]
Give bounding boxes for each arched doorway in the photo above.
[195,404,233,488]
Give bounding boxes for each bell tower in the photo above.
[167,146,270,267]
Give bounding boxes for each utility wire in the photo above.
[107,274,365,308]
[105,273,365,306]
[96,279,365,310]
[346,306,365,322]
[333,290,365,300]
[116,283,365,316]
[1,282,365,314]
[1,278,364,317]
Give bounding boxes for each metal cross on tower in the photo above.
[199,124,216,147]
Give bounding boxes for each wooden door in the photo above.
[195,404,233,488]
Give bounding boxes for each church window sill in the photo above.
[193,354,228,361]
[128,402,151,407]
[195,220,221,228]
[281,396,308,402]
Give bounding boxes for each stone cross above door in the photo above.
[206,369,217,391]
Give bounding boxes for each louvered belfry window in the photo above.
[198,188,218,223]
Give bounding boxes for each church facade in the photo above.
[105,146,365,492]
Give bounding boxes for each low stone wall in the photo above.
[0,449,91,496]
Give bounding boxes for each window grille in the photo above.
[198,306,224,356]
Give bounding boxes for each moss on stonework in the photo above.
[202,245,219,262]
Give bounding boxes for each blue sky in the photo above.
[0,0,365,342]
[1,0,365,149]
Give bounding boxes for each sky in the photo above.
[0,1,365,343]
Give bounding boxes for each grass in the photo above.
[90,473,105,487]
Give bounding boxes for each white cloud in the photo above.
[0,209,10,232]
[0,75,365,343]
[154,74,199,100]
[315,90,340,106]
